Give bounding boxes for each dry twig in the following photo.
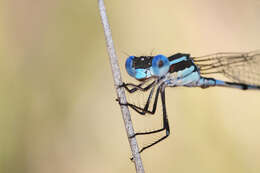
[98,0,145,172]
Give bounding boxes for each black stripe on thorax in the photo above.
[168,53,190,61]
[168,53,198,73]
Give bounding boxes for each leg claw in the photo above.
[118,82,126,88]
[116,98,128,106]
[129,134,136,138]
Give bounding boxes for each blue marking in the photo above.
[125,56,136,78]
[180,72,200,85]
[215,80,225,85]
[177,66,195,78]
[134,68,153,80]
[170,56,187,65]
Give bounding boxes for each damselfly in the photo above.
[118,50,260,155]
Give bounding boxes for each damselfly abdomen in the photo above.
[119,50,260,155]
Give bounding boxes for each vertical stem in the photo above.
[98,0,145,173]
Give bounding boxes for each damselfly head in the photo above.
[125,55,170,80]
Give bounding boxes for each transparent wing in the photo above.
[192,50,260,85]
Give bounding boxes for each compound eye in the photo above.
[152,55,170,76]
[125,56,136,78]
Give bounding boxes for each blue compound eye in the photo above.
[125,56,136,78]
[152,55,170,77]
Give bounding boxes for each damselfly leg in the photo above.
[119,83,160,115]
[119,79,156,93]
[137,86,170,154]
[119,82,170,155]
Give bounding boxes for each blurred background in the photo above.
[1,0,260,172]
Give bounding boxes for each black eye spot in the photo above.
[158,60,164,68]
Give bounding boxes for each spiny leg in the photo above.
[132,86,170,155]
[119,85,160,115]
[119,79,156,93]
[116,79,158,114]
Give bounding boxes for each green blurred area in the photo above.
[0,0,260,173]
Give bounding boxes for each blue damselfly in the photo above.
[118,50,260,155]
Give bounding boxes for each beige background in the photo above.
[1,0,260,173]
